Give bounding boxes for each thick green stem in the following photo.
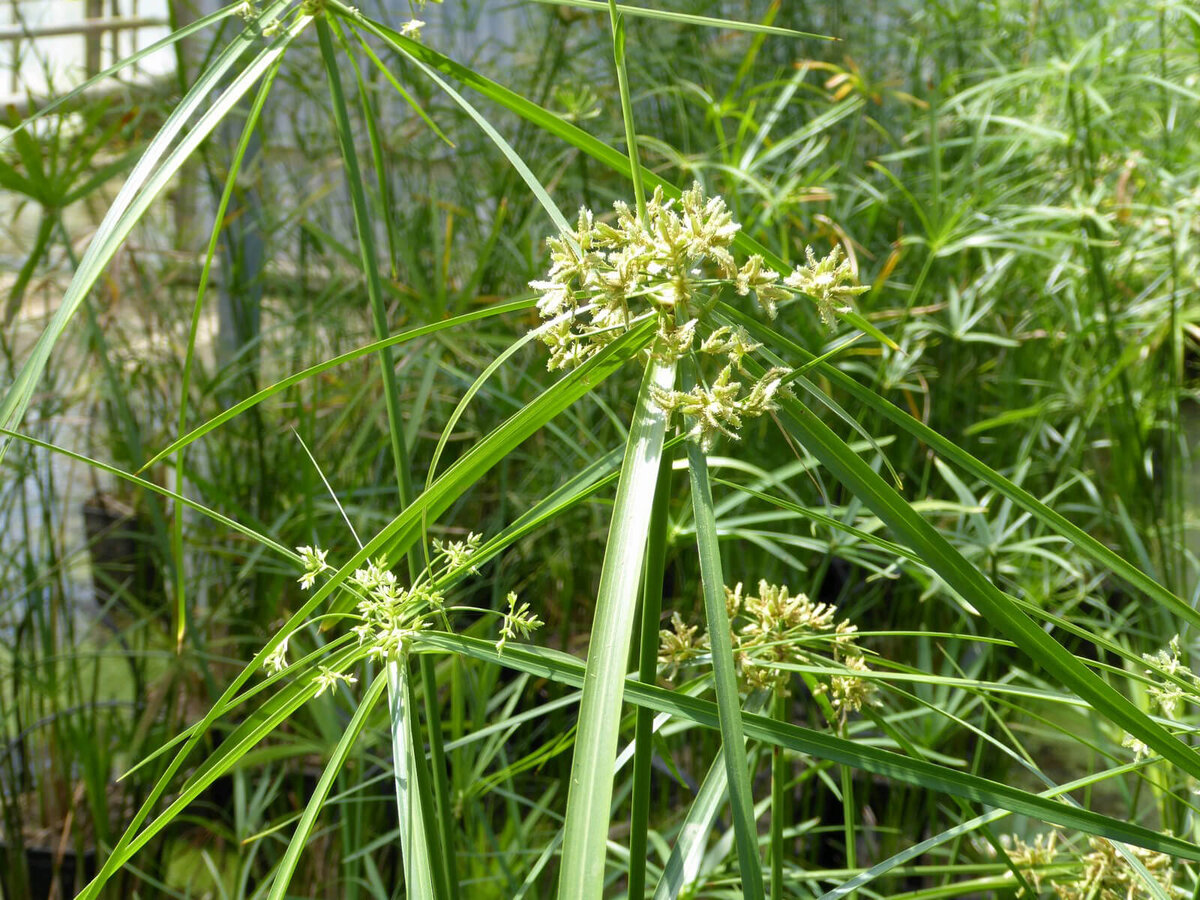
[388,659,447,898]
[628,450,674,899]
[558,357,675,900]
[771,689,786,900]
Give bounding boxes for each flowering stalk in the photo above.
[531,172,870,894]
[283,532,536,899]
[318,18,453,897]
[659,575,877,897]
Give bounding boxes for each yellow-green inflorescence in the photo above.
[1141,633,1194,718]
[658,579,876,717]
[270,535,542,690]
[1005,832,1184,899]
[530,183,869,450]
[1118,633,1199,759]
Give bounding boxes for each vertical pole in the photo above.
[85,0,103,75]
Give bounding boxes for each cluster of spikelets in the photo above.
[650,325,788,450]
[530,183,868,449]
[1118,634,1199,759]
[397,0,443,41]
[658,579,876,716]
[1004,833,1184,899]
[269,537,543,691]
[1141,634,1195,718]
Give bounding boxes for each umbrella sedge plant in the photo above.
[1,1,1199,898]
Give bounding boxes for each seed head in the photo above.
[496,591,544,653]
[784,245,869,328]
[313,666,357,697]
[296,545,329,591]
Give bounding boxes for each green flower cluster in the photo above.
[658,579,875,715]
[649,326,790,451]
[784,245,868,327]
[530,183,771,370]
[272,532,541,685]
[1006,833,1184,900]
[347,555,441,663]
[1141,634,1194,718]
[530,183,869,449]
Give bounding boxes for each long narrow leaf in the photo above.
[525,0,831,39]
[267,671,389,900]
[418,633,1200,862]
[357,14,571,236]
[141,298,536,471]
[719,303,1199,633]
[685,434,764,899]
[559,357,675,899]
[0,428,292,560]
[760,386,1200,782]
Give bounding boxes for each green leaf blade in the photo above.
[559,357,675,900]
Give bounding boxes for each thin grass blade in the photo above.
[760,386,1200,781]
[525,0,832,39]
[267,671,389,900]
[719,303,1199,632]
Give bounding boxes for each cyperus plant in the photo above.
[535,177,828,900]
[6,2,1200,900]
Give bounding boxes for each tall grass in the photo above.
[1,0,1199,898]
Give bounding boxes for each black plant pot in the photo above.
[82,492,164,625]
[0,843,96,900]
